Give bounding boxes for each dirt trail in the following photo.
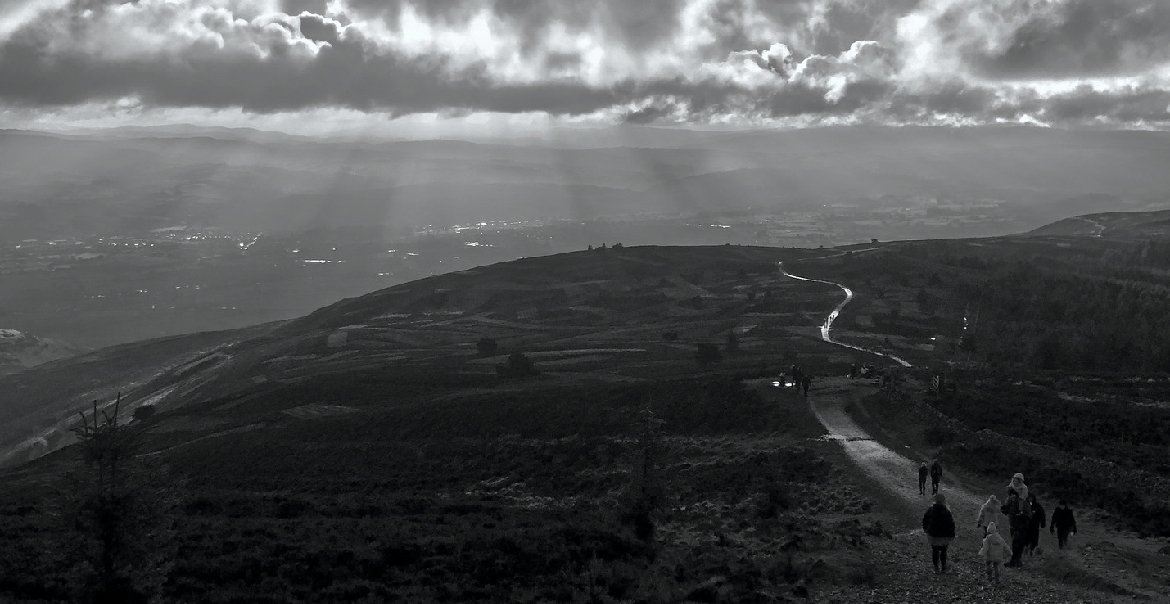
[806,378,1156,602]
[810,377,984,520]
[780,261,1157,601]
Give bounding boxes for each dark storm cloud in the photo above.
[1043,86,1170,124]
[0,0,1167,126]
[765,79,891,117]
[886,82,999,120]
[340,0,687,51]
[0,21,622,114]
[754,0,920,56]
[0,0,886,118]
[623,103,673,124]
[966,0,1170,79]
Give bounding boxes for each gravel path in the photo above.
[810,378,983,515]
[808,377,1145,603]
[780,258,1156,602]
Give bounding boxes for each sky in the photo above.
[1,0,1169,133]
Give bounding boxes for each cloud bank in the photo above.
[1,0,1168,127]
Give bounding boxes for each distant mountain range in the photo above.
[4,125,1170,240]
[1028,208,1170,238]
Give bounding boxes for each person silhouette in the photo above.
[1025,494,1046,555]
[923,493,956,574]
[1050,500,1078,549]
[930,459,943,495]
[979,522,1011,585]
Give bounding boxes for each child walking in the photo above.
[979,522,1011,585]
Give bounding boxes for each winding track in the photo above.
[777,259,948,510]
[779,261,911,368]
[777,258,1162,599]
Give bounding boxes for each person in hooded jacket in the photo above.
[1025,494,1046,555]
[930,459,943,494]
[1000,490,1032,567]
[976,494,1002,537]
[922,493,956,574]
[978,522,1011,585]
[1007,473,1029,502]
[1050,500,1078,549]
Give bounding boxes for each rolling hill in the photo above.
[0,245,834,467]
[1027,208,1170,238]
[3,219,1170,601]
[9,207,1170,468]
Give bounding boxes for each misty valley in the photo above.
[2,127,1170,604]
[5,0,1170,600]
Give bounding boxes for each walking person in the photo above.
[978,522,1011,586]
[801,373,811,397]
[1001,490,1032,567]
[1025,494,1046,555]
[929,459,943,495]
[1050,500,1078,549]
[1007,472,1029,502]
[976,495,1002,537]
[922,493,956,574]
[918,462,929,496]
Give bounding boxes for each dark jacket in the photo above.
[1028,500,1046,529]
[1051,506,1077,533]
[918,465,929,481]
[1025,499,1046,545]
[1001,497,1031,533]
[923,503,956,539]
[930,461,943,480]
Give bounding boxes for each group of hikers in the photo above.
[918,459,943,495]
[789,365,812,397]
[918,465,1079,585]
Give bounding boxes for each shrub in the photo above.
[496,353,538,378]
[846,563,877,587]
[131,406,156,422]
[694,343,721,367]
[922,424,956,447]
[758,484,791,519]
[475,337,499,357]
[725,332,740,356]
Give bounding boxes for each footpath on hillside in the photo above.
[777,261,1162,602]
[803,377,1149,603]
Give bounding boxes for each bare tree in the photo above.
[62,393,176,604]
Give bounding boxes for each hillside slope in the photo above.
[3,230,1170,601]
[1,245,842,467]
[1027,208,1170,239]
[0,329,86,376]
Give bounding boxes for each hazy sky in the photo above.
[1,0,1168,132]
